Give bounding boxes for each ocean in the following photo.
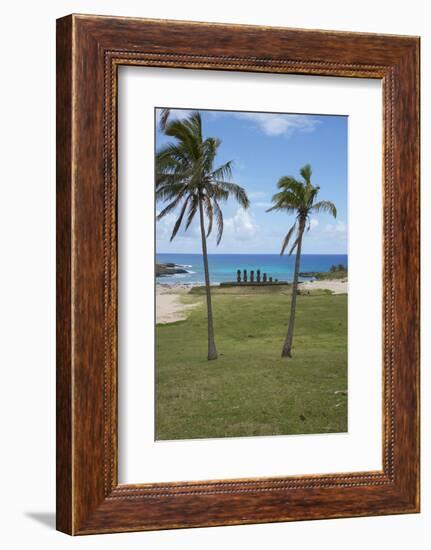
[156,253,348,285]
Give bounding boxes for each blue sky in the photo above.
[155,108,347,254]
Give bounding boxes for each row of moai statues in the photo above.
[236,269,277,284]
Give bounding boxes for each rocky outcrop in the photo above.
[156,263,188,277]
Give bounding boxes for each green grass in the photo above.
[156,287,347,440]
[316,269,348,280]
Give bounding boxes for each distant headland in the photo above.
[156,262,189,277]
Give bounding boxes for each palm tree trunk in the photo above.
[282,219,305,358]
[198,197,218,360]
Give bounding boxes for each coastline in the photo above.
[156,278,347,324]
[156,253,347,286]
[299,278,348,295]
[156,284,201,324]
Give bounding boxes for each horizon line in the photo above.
[156,252,348,256]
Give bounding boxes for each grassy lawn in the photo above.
[156,286,347,440]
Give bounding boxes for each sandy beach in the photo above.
[156,279,347,323]
[156,284,201,324]
[299,278,348,295]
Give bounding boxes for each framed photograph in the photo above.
[56,14,420,535]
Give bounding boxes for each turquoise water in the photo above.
[156,253,347,285]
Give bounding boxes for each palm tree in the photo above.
[158,108,171,131]
[156,112,250,360]
[267,164,337,358]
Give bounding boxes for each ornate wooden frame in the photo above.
[56,14,420,535]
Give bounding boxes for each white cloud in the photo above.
[156,205,259,251]
[235,113,320,136]
[335,221,347,233]
[255,202,272,209]
[309,218,319,231]
[155,109,320,138]
[156,212,177,239]
[325,221,347,234]
[224,208,258,241]
[247,191,267,199]
[156,209,200,243]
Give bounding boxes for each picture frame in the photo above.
[56,14,420,535]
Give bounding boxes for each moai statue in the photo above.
[237,269,241,283]
[269,277,273,283]
[243,269,248,283]
[250,270,254,283]
[263,273,267,283]
[257,269,261,283]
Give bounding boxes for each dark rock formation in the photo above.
[156,263,188,277]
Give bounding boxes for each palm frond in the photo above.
[156,142,191,164]
[269,189,303,209]
[276,176,304,198]
[304,185,320,208]
[155,180,188,202]
[215,181,250,208]
[311,200,337,218]
[212,198,224,245]
[156,192,185,221]
[170,197,190,241]
[266,201,297,214]
[163,112,202,161]
[288,233,301,256]
[211,160,233,182]
[203,196,214,238]
[280,223,297,255]
[185,195,198,230]
[159,108,171,130]
[202,138,221,173]
[206,185,229,202]
[300,164,312,184]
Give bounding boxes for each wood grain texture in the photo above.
[56,14,420,535]
[56,15,73,535]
